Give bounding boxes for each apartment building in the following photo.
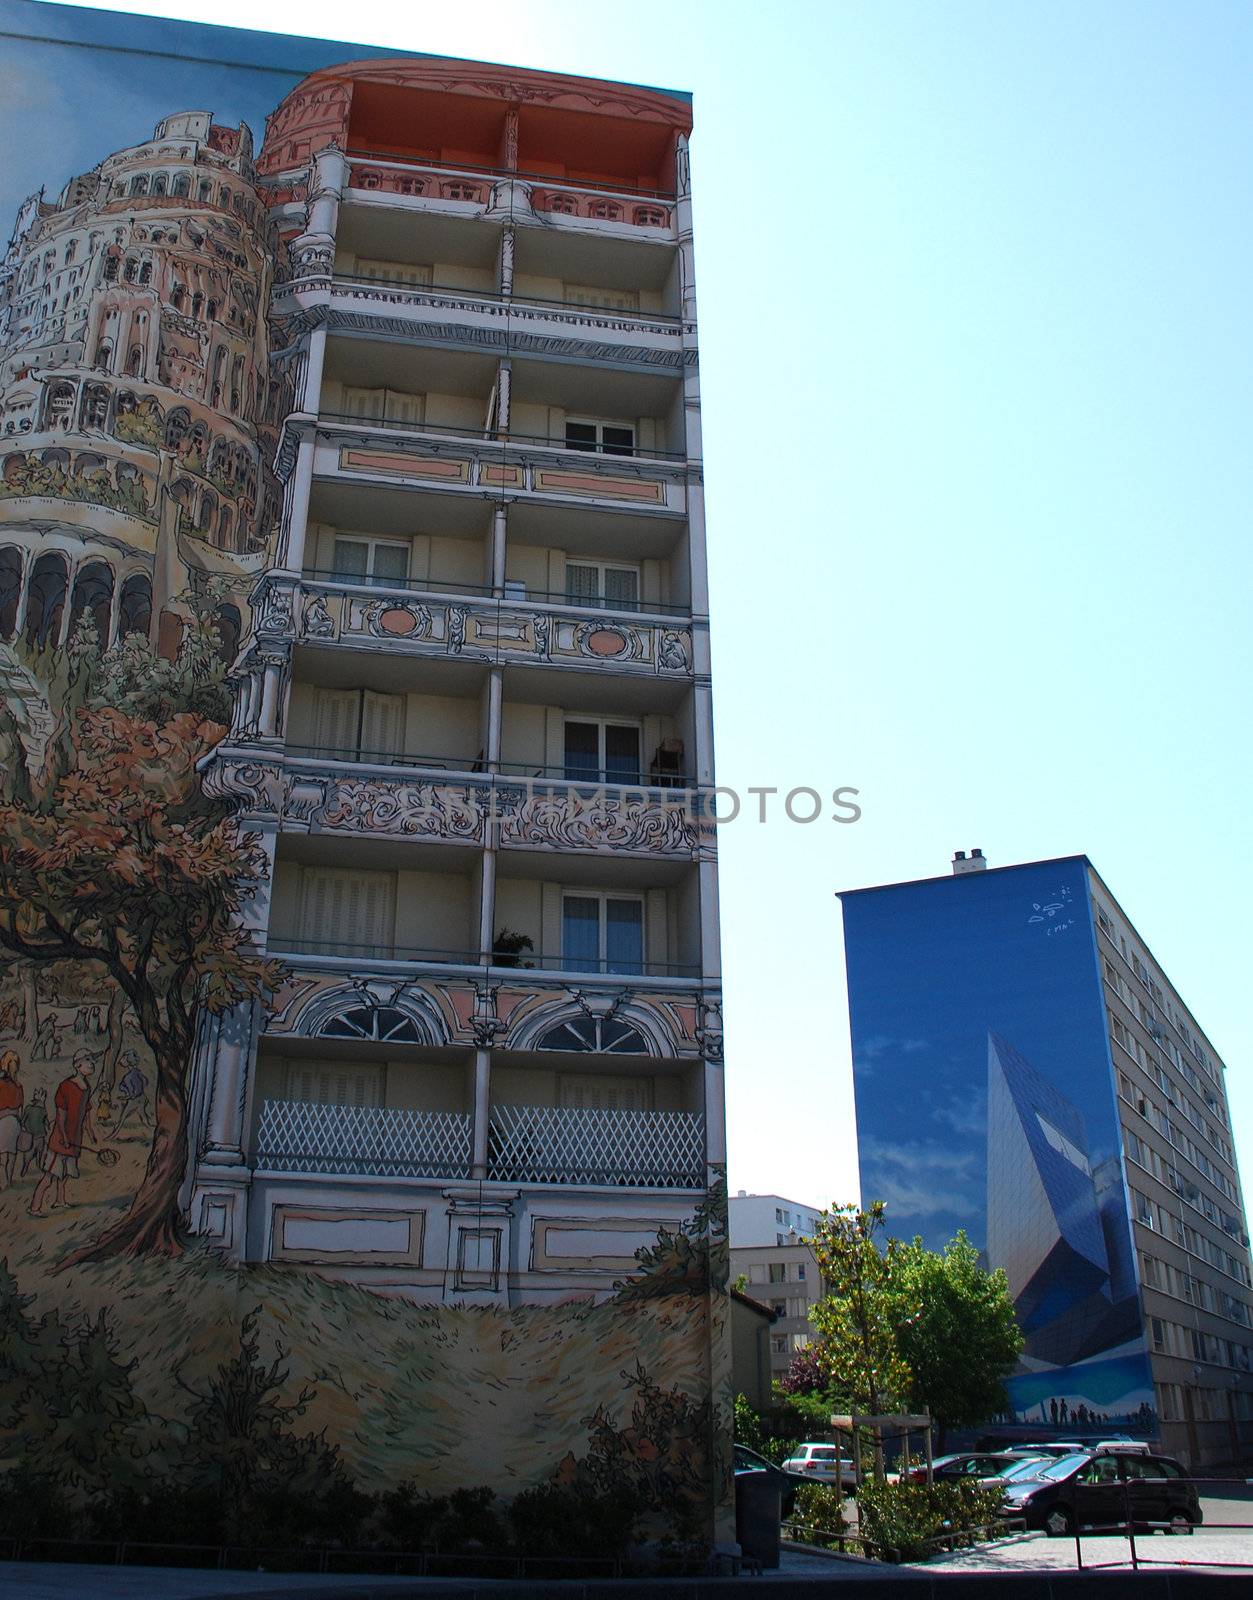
[841,852,1252,1466]
[730,1240,822,1382]
[188,55,724,1303]
[730,1190,824,1248]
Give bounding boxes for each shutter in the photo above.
[285,1061,384,1106]
[603,567,639,609]
[300,868,395,959]
[360,690,405,759]
[565,563,599,603]
[558,1074,652,1111]
[563,283,638,312]
[314,688,360,759]
[384,388,424,425]
[357,258,431,286]
[344,386,386,420]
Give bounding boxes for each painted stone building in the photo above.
[0,0,730,1557]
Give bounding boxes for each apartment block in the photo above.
[841,852,1252,1467]
[180,55,724,1302]
[730,1189,824,1248]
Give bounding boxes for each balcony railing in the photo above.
[318,411,685,463]
[488,1102,705,1189]
[346,148,677,203]
[255,1098,472,1179]
[266,934,702,979]
[332,272,683,327]
[282,743,700,790]
[299,567,692,619]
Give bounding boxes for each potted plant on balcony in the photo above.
[492,928,534,969]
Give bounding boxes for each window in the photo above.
[344,385,424,426]
[565,418,635,456]
[796,1263,806,1280]
[285,1060,384,1108]
[314,687,405,763]
[565,560,640,612]
[1150,1316,1167,1353]
[770,1301,786,1318]
[768,1263,787,1284]
[295,868,396,960]
[775,1208,784,1224]
[1134,1190,1156,1230]
[563,720,641,784]
[330,535,409,586]
[562,893,643,975]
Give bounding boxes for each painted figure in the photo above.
[30,1051,98,1215]
[20,1087,49,1177]
[32,1012,61,1061]
[0,1049,22,1188]
[109,1052,151,1137]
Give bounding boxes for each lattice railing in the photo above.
[487,1103,705,1189]
[255,1099,472,1179]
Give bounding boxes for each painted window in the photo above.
[565,560,639,612]
[285,1060,385,1108]
[355,258,432,287]
[330,534,409,585]
[344,385,425,426]
[565,417,635,456]
[563,720,641,784]
[314,687,405,763]
[296,867,396,960]
[557,1074,653,1112]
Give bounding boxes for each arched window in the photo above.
[172,174,190,198]
[125,346,143,378]
[69,560,114,644]
[64,239,76,265]
[163,407,190,450]
[122,258,138,284]
[24,552,68,649]
[230,353,246,413]
[45,382,76,429]
[81,385,110,430]
[197,179,212,202]
[191,291,204,319]
[0,548,22,641]
[186,421,209,466]
[170,283,186,312]
[138,260,153,286]
[129,174,148,197]
[537,1015,650,1054]
[102,254,119,283]
[116,572,152,641]
[210,347,228,404]
[94,340,112,373]
[206,299,218,322]
[151,174,168,197]
[319,1005,421,1043]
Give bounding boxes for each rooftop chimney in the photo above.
[952,847,988,875]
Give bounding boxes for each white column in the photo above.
[484,666,503,771]
[478,846,497,959]
[490,503,507,593]
[300,324,327,414]
[498,224,515,296]
[496,359,511,435]
[278,436,315,572]
[199,1000,257,1166]
[257,653,286,739]
[471,1049,491,1179]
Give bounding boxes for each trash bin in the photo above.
[735,1471,781,1568]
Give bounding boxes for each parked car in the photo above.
[904,1452,1049,1488]
[781,1442,856,1489]
[1003,1437,1152,1459]
[732,1443,806,1517]
[1000,1451,1202,1537]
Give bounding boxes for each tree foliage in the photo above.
[893,1231,1023,1445]
[0,608,281,1262]
[807,1202,914,1417]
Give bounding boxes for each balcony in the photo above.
[256,1097,472,1179]
[316,273,689,371]
[253,571,694,677]
[307,415,689,518]
[253,1097,704,1190]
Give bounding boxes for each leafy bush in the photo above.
[508,1482,640,1558]
[855,1478,1006,1562]
[791,1482,848,1544]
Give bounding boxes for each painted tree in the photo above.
[892,1231,1023,1450]
[0,607,280,1262]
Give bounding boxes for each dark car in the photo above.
[733,1444,806,1518]
[904,1452,1044,1487]
[1001,1450,1203,1537]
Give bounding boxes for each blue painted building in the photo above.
[839,853,1253,1467]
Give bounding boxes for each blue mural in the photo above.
[843,858,1156,1432]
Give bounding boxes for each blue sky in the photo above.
[7,0,1253,1220]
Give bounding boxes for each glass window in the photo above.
[331,536,409,585]
[565,561,640,612]
[563,720,641,784]
[565,418,636,456]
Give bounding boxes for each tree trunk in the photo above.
[19,961,38,1045]
[100,984,126,1093]
[57,1014,190,1267]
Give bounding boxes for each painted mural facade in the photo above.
[843,859,1157,1437]
[0,0,729,1559]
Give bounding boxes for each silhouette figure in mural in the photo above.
[29,1052,98,1215]
[20,1087,49,1176]
[0,1049,22,1187]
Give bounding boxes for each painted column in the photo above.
[496,359,511,437]
[490,504,507,594]
[256,651,287,739]
[300,324,327,414]
[199,999,258,1166]
[471,1048,491,1178]
[277,435,315,573]
[498,224,515,297]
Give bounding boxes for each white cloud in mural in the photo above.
[860,1135,981,1221]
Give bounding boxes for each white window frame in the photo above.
[565,416,636,455]
[343,385,425,426]
[562,717,643,780]
[285,1060,385,1108]
[564,559,641,612]
[560,890,646,972]
[330,534,411,584]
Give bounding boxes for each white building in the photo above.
[730,1190,824,1248]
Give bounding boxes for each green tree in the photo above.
[807,1202,914,1420]
[892,1231,1022,1450]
